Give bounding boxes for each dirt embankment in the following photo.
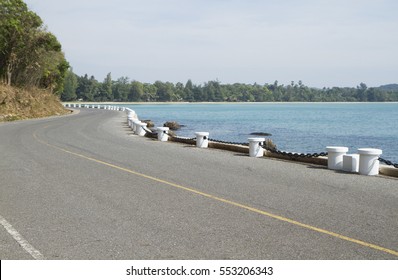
[0,84,69,122]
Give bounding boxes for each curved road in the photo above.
[0,108,397,259]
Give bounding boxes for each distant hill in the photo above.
[378,84,398,91]
[0,84,69,122]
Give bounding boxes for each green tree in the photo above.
[0,0,68,91]
[76,74,98,101]
[129,80,144,101]
[142,83,157,101]
[356,83,368,101]
[97,72,113,101]
[61,68,77,101]
[154,81,174,101]
[184,79,195,101]
[112,76,130,101]
[174,82,185,101]
[0,0,41,84]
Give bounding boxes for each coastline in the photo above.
[62,102,398,164]
[62,101,398,105]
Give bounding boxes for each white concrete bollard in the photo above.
[127,110,136,118]
[195,132,209,148]
[136,122,147,136]
[157,127,169,142]
[132,120,141,134]
[358,148,382,176]
[326,146,349,170]
[248,138,265,158]
[343,154,359,173]
[127,116,134,128]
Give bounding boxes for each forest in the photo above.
[61,70,398,103]
[0,0,68,93]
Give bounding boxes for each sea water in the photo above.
[125,103,398,163]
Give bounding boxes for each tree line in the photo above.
[0,0,68,93]
[2,1,397,102]
[62,70,398,102]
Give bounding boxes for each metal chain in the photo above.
[208,138,249,146]
[167,133,196,141]
[137,128,396,167]
[261,144,328,158]
[378,157,398,168]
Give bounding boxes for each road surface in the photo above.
[0,108,397,259]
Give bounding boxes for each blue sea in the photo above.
[125,103,398,163]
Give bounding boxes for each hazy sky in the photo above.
[24,0,398,87]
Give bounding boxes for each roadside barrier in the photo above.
[248,138,265,158]
[136,122,147,136]
[342,154,359,173]
[157,127,169,142]
[63,103,398,178]
[195,132,209,148]
[326,146,349,170]
[358,148,382,176]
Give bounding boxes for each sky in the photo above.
[24,0,398,88]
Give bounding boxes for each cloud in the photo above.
[25,0,398,87]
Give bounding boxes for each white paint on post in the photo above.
[342,154,359,173]
[326,146,349,170]
[248,138,265,157]
[157,127,169,142]
[195,132,209,148]
[137,122,147,136]
[358,148,382,176]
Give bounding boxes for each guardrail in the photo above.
[64,103,398,178]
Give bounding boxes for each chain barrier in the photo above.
[167,133,196,141]
[260,143,328,159]
[140,123,396,167]
[378,157,398,168]
[208,138,249,146]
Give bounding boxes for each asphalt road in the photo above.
[0,108,397,260]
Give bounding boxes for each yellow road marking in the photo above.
[33,128,398,258]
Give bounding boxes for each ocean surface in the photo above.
[124,103,398,163]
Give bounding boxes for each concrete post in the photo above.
[248,138,265,157]
[195,132,209,148]
[157,127,169,142]
[136,122,147,136]
[132,120,141,134]
[358,148,382,176]
[127,116,134,128]
[342,154,359,173]
[326,146,349,170]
